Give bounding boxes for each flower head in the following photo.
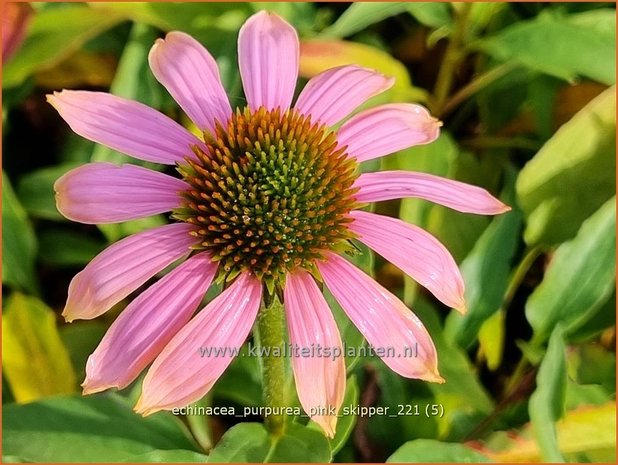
[49,11,509,437]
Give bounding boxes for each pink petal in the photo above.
[348,210,466,312]
[149,31,232,134]
[83,252,218,394]
[284,271,346,438]
[294,65,394,126]
[354,171,510,214]
[238,11,299,111]
[54,163,188,224]
[337,103,441,162]
[135,272,262,415]
[63,223,197,322]
[318,253,442,382]
[47,90,205,165]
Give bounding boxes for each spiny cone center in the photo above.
[175,106,360,289]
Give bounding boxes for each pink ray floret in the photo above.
[348,210,467,313]
[135,273,262,415]
[61,223,197,322]
[318,252,444,382]
[55,162,189,224]
[285,271,346,438]
[83,253,218,394]
[354,170,511,214]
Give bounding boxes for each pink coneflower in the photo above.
[49,11,509,437]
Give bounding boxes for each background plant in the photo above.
[2,2,615,462]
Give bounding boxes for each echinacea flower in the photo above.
[49,11,509,437]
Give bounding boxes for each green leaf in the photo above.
[109,23,174,110]
[476,10,616,85]
[444,169,521,348]
[208,422,331,463]
[528,326,567,462]
[370,297,493,444]
[214,344,262,406]
[39,229,105,266]
[320,3,410,38]
[2,293,77,403]
[2,172,38,294]
[568,291,616,342]
[405,2,452,28]
[569,344,616,394]
[16,163,80,221]
[565,380,612,410]
[3,5,124,88]
[516,86,616,245]
[3,394,199,462]
[415,298,494,438]
[525,197,616,341]
[91,2,252,59]
[59,321,108,382]
[387,439,490,462]
[97,216,168,243]
[207,423,270,462]
[118,450,209,462]
[250,3,317,36]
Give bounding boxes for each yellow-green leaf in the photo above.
[516,86,616,245]
[487,402,616,462]
[528,326,567,461]
[3,5,124,88]
[3,293,77,403]
[525,197,616,341]
[477,310,505,371]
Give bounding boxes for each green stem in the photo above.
[502,246,545,395]
[433,2,473,115]
[255,295,287,436]
[441,62,517,117]
[504,356,530,397]
[504,245,544,309]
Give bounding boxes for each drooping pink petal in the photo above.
[135,272,262,415]
[354,171,510,214]
[83,252,218,394]
[337,103,441,162]
[348,210,466,312]
[54,163,188,224]
[295,65,394,127]
[47,90,205,164]
[284,271,346,438]
[318,252,443,382]
[149,31,232,134]
[238,11,299,111]
[63,223,197,322]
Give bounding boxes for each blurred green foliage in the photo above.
[2,2,616,463]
